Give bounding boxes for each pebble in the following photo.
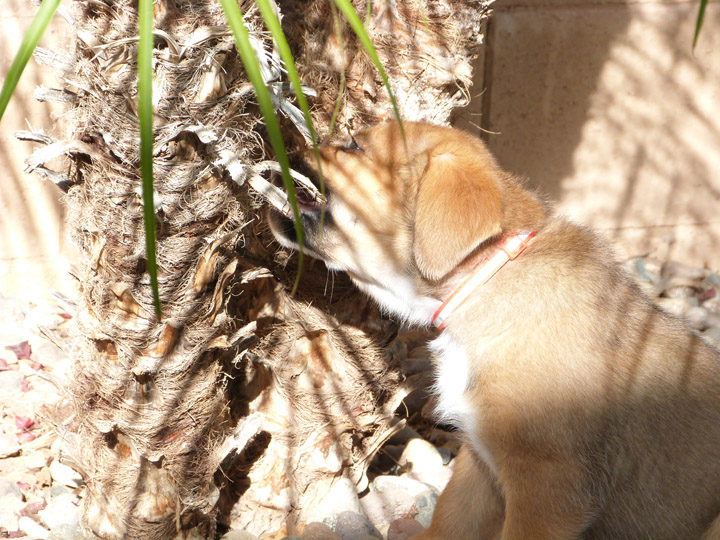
[359,489,416,525]
[301,521,340,540]
[683,305,715,330]
[704,327,720,347]
[220,531,260,540]
[18,516,50,539]
[403,468,452,494]
[371,475,435,498]
[0,477,23,498]
[0,433,21,458]
[413,492,439,528]
[399,439,444,472]
[39,493,80,530]
[305,477,362,528]
[399,439,453,492]
[47,523,88,540]
[386,518,425,540]
[0,370,25,395]
[0,494,26,531]
[49,460,84,489]
[333,511,382,540]
[437,447,452,466]
[388,426,421,446]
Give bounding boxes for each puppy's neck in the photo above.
[431,232,536,330]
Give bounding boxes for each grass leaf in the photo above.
[220,0,305,294]
[255,0,325,201]
[328,3,347,136]
[138,0,162,318]
[0,0,60,123]
[331,0,404,141]
[693,0,708,52]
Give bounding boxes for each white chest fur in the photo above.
[429,332,497,474]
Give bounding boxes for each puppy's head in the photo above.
[269,122,505,293]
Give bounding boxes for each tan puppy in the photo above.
[269,122,720,540]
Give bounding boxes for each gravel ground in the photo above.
[1,256,719,540]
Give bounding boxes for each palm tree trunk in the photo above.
[41,0,492,537]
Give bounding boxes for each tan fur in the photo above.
[269,122,720,540]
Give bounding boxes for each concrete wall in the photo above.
[0,0,75,300]
[456,0,720,267]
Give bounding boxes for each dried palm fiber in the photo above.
[33,0,493,538]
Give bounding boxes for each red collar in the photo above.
[431,231,536,330]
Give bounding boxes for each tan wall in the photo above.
[0,0,74,300]
[456,0,720,268]
[2,0,719,302]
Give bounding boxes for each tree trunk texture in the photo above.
[34,0,491,538]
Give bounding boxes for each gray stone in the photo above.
[0,370,24,394]
[708,273,720,287]
[437,447,452,465]
[301,521,340,540]
[39,493,80,530]
[333,511,382,540]
[220,531,260,540]
[703,327,720,347]
[628,258,660,284]
[49,484,74,498]
[387,518,425,540]
[413,492,438,529]
[0,477,23,499]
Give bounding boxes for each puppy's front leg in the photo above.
[412,445,504,540]
[499,456,591,540]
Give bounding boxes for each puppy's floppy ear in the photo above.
[413,147,503,281]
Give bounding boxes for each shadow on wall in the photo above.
[454,1,720,265]
[0,0,69,296]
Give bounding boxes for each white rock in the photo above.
[39,493,80,530]
[359,489,417,525]
[400,439,444,471]
[0,433,21,458]
[49,460,84,489]
[398,439,452,491]
[371,475,435,498]
[0,370,24,394]
[404,467,453,493]
[305,477,362,525]
[19,516,50,539]
[684,306,711,330]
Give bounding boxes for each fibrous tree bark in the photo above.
[28,0,492,537]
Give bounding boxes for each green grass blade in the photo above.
[0,0,60,123]
[220,0,305,294]
[328,3,347,136]
[693,0,708,51]
[138,0,162,318]
[255,0,324,198]
[331,0,404,137]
